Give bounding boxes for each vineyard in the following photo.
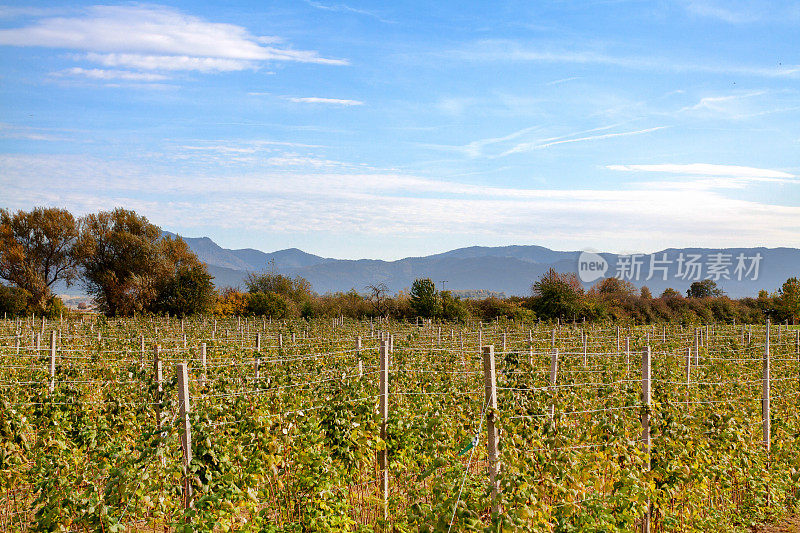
[0,316,798,532]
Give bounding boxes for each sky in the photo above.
[1,0,799,260]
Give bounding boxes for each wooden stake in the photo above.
[482,345,501,516]
[763,320,771,452]
[176,362,193,508]
[356,336,363,378]
[548,348,559,419]
[641,345,652,533]
[379,340,389,521]
[48,330,57,393]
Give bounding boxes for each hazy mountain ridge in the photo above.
[173,234,800,299]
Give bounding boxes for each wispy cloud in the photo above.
[0,122,66,141]
[683,1,752,23]
[450,39,800,79]
[500,126,667,157]
[608,163,799,190]
[57,67,170,81]
[0,4,347,78]
[607,163,795,179]
[286,97,364,106]
[305,1,394,23]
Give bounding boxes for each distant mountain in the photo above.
[162,231,326,272]
[172,233,800,298]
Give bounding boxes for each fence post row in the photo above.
[379,340,389,522]
[482,345,501,516]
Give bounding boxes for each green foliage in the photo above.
[245,271,312,304]
[687,279,724,298]
[439,290,469,322]
[529,268,583,320]
[0,284,30,317]
[152,264,216,317]
[410,278,439,318]
[777,277,800,323]
[246,291,292,318]
[77,209,212,317]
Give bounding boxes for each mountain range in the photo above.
[164,232,799,299]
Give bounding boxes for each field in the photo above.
[1,316,798,532]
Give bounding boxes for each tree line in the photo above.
[1,207,798,323]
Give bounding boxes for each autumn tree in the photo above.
[529,268,584,320]
[0,207,79,312]
[687,279,723,298]
[76,208,162,315]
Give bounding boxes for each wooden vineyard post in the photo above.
[200,343,207,387]
[48,330,57,393]
[176,362,193,509]
[693,329,700,366]
[256,332,261,351]
[582,331,588,366]
[356,336,363,378]
[685,347,692,386]
[548,348,559,419]
[501,332,506,353]
[763,320,770,453]
[139,334,145,367]
[626,337,631,374]
[482,345,501,516]
[154,344,162,430]
[616,325,620,353]
[641,346,652,533]
[379,340,389,522]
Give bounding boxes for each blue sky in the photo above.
[1,0,799,259]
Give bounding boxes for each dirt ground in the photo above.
[753,515,800,533]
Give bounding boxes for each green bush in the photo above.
[0,284,30,317]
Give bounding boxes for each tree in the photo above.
[530,268,583,320]
[440,290,469,322]
[0,284,30,317]
[245,271,312,304]
[778,277,800,323]
[660,288,681,299]
[366,283,390,317]
[151,236,216,316]
[640,286,652,299]
[76,208,162,316]
[0,207,79,311]
[410,278,439,318]
[687,279,723,298]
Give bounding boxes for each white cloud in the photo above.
[58,67,169,81]
[0,4,347,74]
[83,52,253,72]
[0,123,65,141]
[451,40,799,79]
[500,126,666,157]
[607,163,795,179]
[2,154,799,252]
[287,97,364,106]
